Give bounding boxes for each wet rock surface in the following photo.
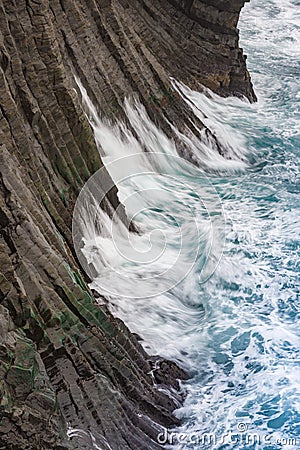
[0,0,254,448]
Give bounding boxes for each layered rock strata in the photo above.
[0,0,254,448]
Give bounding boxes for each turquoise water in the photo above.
[167,1,300,448]
[73,1,300,448]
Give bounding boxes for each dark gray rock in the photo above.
[0,0,254,448]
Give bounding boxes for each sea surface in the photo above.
[72,0,300,448]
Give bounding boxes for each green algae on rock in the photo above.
[0,0,254,448]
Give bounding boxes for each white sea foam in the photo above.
[72,0,300,447]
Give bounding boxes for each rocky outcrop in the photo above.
[0,0,254,449]
[168,0,256,99]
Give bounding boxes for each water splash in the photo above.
[72,0,300,448]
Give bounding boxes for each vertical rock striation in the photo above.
[168,0,256,99]
[0,0,254,448]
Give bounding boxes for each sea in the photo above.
[71,0,300,448]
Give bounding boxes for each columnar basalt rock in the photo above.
[0,0,254,448]
[168,0,256,99]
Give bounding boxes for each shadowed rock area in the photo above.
[0,0,254,448]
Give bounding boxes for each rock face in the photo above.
[169,0,256,99]
[0,0,254,449]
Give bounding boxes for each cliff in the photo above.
[0,0,254,449]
